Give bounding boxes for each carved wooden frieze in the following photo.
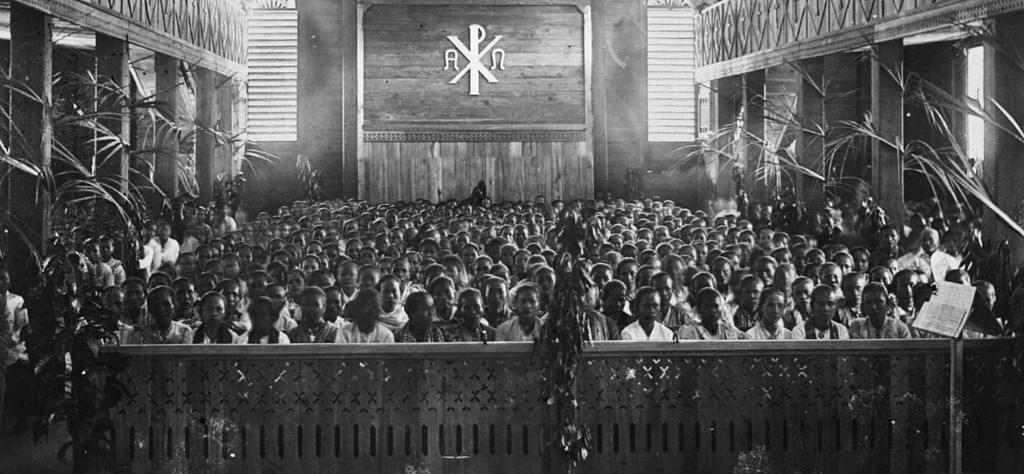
[363,130,588,143]
[15,0,246,74]
[695,0,1024,80]
[86,0,247,64]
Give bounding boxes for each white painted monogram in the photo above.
[444,24,507,96]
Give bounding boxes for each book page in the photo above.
[911,282,976,338]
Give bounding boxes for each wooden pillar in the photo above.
[216,74,245,180]
[984,12,1024,264]
[591,1,647,200]
[796,57,825,210]
[871,40,905,230]
[592,12,609,200]
[3,4,52,291]
[824,53,866,182]
[743,70,766,202]
[298,0,357,199]
[194,67,217,204]
[226,76,246,177]
[95,34,131,193]
[707,75,742,212]
[153,53,180,205]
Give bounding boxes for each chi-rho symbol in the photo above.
[444,24,507,96]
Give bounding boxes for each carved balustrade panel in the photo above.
[104,340,1018,473]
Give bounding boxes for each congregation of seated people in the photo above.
[2,196,1012,349]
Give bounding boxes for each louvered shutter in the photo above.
[647,6,697,142]
[247,8,298,142]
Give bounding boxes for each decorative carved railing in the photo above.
[14,0,246,75]
[695,0,1024,80]
[103,340,1022,473]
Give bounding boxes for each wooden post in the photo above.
[824,53,865,181]
[796,57,825,211]
[298,0,358,199]
[743,70,766,203]
[709,75,742,213]
[591,1,609,200]
[984,12,1024,264]
[194,67,217,204]
[95,34,131,194]
[4,4,52,293]
[871,40,905,231]
[153,53,180,208]
[223,75,246,177]
[949,336,963,474]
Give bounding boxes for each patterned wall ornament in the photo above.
[695,0,1024,75]
[363,130,588,143]
[16,0,246,74]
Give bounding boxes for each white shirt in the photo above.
[4,292,29,341]
[2,292,29,366]
[139,240,161,276]
[745,322,792,340]
[896,249,961,283]
[155,237,180,269]
[378,306,409,332]
[199,330,242,344]
[235,332,291,344]
[496,318,544,341]
[792,321,850,340]
[107,258,126,286]
[181,235,201,254]
[338,322,395,343]
[620,320,675,341]
[274,313,298,332]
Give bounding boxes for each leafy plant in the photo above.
[295,154,324,203]
[0,52,275,472]
[213,172,247,213]
[24,245,127,473]
[539,209,602,470]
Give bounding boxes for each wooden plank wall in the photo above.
[358,1,592,204]
[292,0,653,203]
[362,4,586,127]
[362,140,593,203]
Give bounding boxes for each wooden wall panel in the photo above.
[362,4,585,128]
[361,140,589,203]
[356,1,593,204]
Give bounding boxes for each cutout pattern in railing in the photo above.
[104,341,1019,473]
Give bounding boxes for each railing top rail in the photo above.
[100,338,1010,359]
